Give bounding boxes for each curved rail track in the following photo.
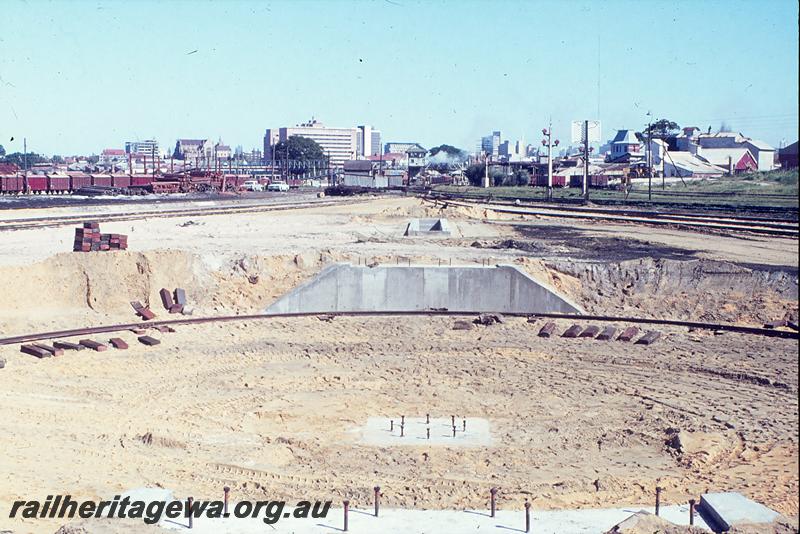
[424,195,799,238]
[0,310,796,346]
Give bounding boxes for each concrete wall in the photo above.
[265,264,582,314]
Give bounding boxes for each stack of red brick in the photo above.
[73,222,128,252]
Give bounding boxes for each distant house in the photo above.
[778,141,798,169]
[695,132,775,171]
[650,139,724,178]
[697,147,758,174]
[609,130,642,161]
[99,149,127,165]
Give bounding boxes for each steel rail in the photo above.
[424,198,799,237]
[426,193,798,226]
[0,198,368,232]
[1,310,796,346]
[425,190,799,216]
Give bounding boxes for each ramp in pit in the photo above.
[265,263,582,315]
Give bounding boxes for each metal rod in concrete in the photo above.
[525,500,531,533]
[463,419,466,431]
[223,486,230,515]
[427,428,430,439]
[401,415,405,425]
[400,423,404,437]
[451,415,455,426]
[689,499,695,525]
[343,500,349,532]
[655,486,662,516]
[390,419,393,431]
[426,413,430,424]
[452,425,457,437]
[490,488,497,518]
[374,486,381,517]
[187,497,193,529]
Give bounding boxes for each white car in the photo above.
[267,181,290,192]
[242,180,264,192]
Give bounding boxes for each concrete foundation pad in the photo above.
[158,503,711,533]
[699,491,780,530]
[356,417,492,447]
[405,218,451,236]
[265,263,582,315]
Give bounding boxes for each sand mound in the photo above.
[0,249,347,335]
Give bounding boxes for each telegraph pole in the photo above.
[547,121,553,200]
[646,112,652,201]
[583,119,589,202]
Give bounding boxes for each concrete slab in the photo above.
[699,491,780,531]
[265,264,582,315]
[356,417,493,447]
[404,218,451,237]
[157,503,710,533]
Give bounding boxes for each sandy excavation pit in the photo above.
[0,196,798,532]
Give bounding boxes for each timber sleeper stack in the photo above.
[73,222,128,252]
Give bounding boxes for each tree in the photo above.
[637,119,680,141]
[428,144,466,159]
[465,163,504,187]
[0,145,5,157]
[51,155,65,164]
[1,152,48,167]
[272,136,324,162]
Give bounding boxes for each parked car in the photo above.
[242,180,264,192]
[267,181,290,192]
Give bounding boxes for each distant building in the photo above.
[406,143,427,179]
[778,141,798,169]
[693,132,775,171]
[264,118,357,168]
[608,130,642,161]
[99,148,127,165]
[174,139,211,164]
[125,139,159,158]
[357,126,382,157]
[480,131,501,157]
[650,139,724,178]
[697,147,758,174]
[214,141,232,162]
[385,142,421,155]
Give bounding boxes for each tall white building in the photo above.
[356,125,381,158]
[264,118,358,168]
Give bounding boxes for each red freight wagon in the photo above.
[47,174,71,192]
[68,172,92,190]
[0,174,24,193]
[131,175,153,187]
[112,174,131,188]
[26,175,48,192]
[535,175,566,187]
[91,174,113,187]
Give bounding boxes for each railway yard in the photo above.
[0,191,798,533]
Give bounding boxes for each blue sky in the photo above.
[2,0,798,156]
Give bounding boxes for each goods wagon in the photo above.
[26,175,48,192]
[0,174,24,193]
[91,174,113,187]
[568,175,610,188]
[47,174,71,192]
[112,174,131,188]
[131,175,153,187]
[68,173,92,190]
[535,175,566,187]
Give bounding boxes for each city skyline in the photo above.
[2,0,798,156]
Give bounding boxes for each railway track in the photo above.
[0,310,796,346]
[0,197,366,232]
[424,190,799,217]
[424,195,799,238]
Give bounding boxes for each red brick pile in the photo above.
[73,222,128,252]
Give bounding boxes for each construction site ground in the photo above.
[0,195,797,533]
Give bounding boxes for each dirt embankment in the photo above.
[530,257,798,325]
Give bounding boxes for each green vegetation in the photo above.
[434,169,799,209]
